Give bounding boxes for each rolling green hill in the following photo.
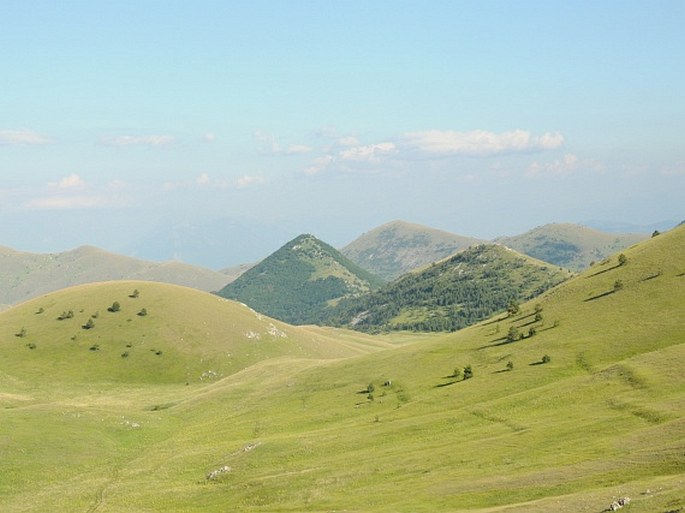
[325,244,572,332]
[0,280,391,385]
[0,225,683,512]
[0,245,230,310]
[217,234,385,325]
[495,223,647,271]
[341,220,484,280]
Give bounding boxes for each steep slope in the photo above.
[0,280,390,385]
[1,225,682,513]
[326,244,572,332]
[495,223,647,271]
[341,220,484,280]
[217,234,385,325]
[0,245,230,309]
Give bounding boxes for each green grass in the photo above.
[0,226,684,512]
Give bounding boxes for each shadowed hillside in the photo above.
[217,234,385,325]
[326,244,572,332]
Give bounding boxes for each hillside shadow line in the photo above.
[435,380,459,388]
[586,264,621,278]
[584,290,615,302]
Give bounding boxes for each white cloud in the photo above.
[254,131,311,156]
[285,144,313,155]
[402,129,564,157]
[526,153,579,177]
[235,175,266,188]
[202,132,216,143]
[25,195,110,210]
[337,135,360,147]
[339,142,396,162]
[196,173,211,186]
[0,129,53,145]
[662,160,685,176]
[304,155,335,175]
[107,179,127,190]
[52,173,86,190]
[101,134,176,147]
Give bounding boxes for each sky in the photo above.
[1,1,684,267]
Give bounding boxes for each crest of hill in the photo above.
[0,280,389,385]
[495,223,647,271]
[217,234,385,325]
[0,245,230,310]
[326,244,572,332]
[341,220,484,280]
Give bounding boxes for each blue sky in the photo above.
[1,1,684,266]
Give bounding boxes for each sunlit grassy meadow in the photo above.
[1,227,683,512]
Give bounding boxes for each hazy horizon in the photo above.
[2,1,683,267]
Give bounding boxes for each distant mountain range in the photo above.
[1,220,652,313]
[340,220,484,280]
[217,234,385,325]
[0,245,230,310]
[494,223,647,271]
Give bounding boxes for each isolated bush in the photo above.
[129,289,140,298]
[528,326,537,337]
[507,300,520,317]
[137,308,147,317]
[618,253,627,266]
[15,327,27,338]
[463,365,473,380]
[57,310,74,320]
[506,327,519,343]
[82,318,95,330]
[452,368,462,380]
[108,301,121,313]
[26,343,37,350]
[36,307,44,315]
[541,354,551,364]
[506,361,514,371]
[613,280,624,292]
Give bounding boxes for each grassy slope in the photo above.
[495,223,648,271]
[1,227,684,512]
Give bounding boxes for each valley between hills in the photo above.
[0,220,683,512]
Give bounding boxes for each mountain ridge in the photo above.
[217,234,385,325]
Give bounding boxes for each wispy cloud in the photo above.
[194,173,266,189]
[0,129,53,145]
[401,129,564,157]
[526,153,580,177]
[25,195,112,210]
[101,134,176,147]
[202,132,216,143]
[662,160,685,176]
[254,131,312,156]
[302,127,565,176]
[339,142,396,162]
[51,173,86,190]
[23,174,127,210]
